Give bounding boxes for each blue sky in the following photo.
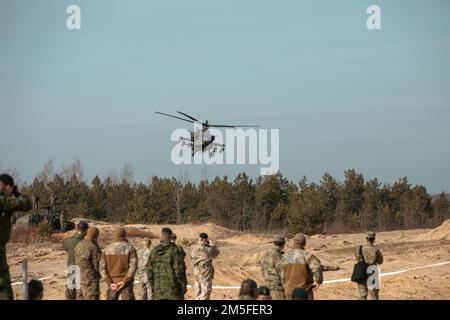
[1,0,449,193]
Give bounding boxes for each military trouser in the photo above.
[135,279,153,300]
[270,289,285,300]
[79,279,100,300]
[286,289,314,300]
[358,283,379,300]
[194,279,212,300]
[65,287,82,300]
[0,245,13,300]
[107,281,135,300]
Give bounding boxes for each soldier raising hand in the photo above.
[190,232,220,300]
[0,174,32,300]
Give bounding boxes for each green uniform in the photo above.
[74,239,102,300]
[0,194,32,300]
[136,248,152,300]
[63,233,85,300]
[260,246,285,299]
[355,244,383,300]
[147,240,187,300]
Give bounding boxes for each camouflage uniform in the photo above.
[63,233,85,300]
[190,242,220,300]
[260,246,285,300]
[355,244,383,300]
[135,248,152,300]
[100,240,138,300]
[147,240,187,300]
[74,239,102,300]
[280,249,323,300]
[0,194,32,300]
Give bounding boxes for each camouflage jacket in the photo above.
[280,249,323,297]
[136,248,151,281]
[147,240,187,300]
[190,242,220,281]
[100,241,138,285]
[355,245,384,265]
[63,233,85,266]
[0,194,32,245]
[176,244,187,271]
[260,246,284,291]
[74,239,102,282]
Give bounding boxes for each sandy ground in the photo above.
[7,220,450,300]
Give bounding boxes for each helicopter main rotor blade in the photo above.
[176,111,201,123]
[155,111,194,124]
[208,124,260,128]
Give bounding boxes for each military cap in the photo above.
[0,174,14,186]
[273,234,285,243]
[77,220,89,230]
[28,279,44,293]
[366,231,376,240]
[293,233,306,244]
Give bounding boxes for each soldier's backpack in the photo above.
[351,246,368,283]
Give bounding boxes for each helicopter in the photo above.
[155,111,259,157]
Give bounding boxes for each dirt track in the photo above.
[7,220,450,300]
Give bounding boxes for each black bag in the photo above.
[351,246,367,283]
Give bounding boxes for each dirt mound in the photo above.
[66,219,240,242]
[225,233,273,245]
[140,223,240,241]
[7,222,450,300]
[416,220,450,241]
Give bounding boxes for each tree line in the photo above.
[5,160,450,235]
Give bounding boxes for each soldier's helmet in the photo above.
[77,220,89,231]
[273,234,285,244]
[293,233,306,244]
[366,231,376,241]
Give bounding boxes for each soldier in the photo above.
[147,228,187,300]
[100,226,138,300]
[74,226,102,300]
[256,286,272,300]
[171,233,187,262]
[28,279,44,300]
[31,194,39,215]
[280,233,323,300]
[62,220,88,300]
[190,232,220,300]
[355,231,384,300]
[136,237,153,300]
[238,279,258,300]
[260,234,285,300]
[0,173,32,300]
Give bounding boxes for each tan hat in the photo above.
[273,234,285,243]
[85,226,99,241]
[293,233,306,244]
[113,226,126,242]
[366,231,376,240]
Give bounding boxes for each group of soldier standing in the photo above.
[63,222,220,300]
[1,173,384,301]
[259,231,383,300]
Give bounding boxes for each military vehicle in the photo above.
[13,194,75,232]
